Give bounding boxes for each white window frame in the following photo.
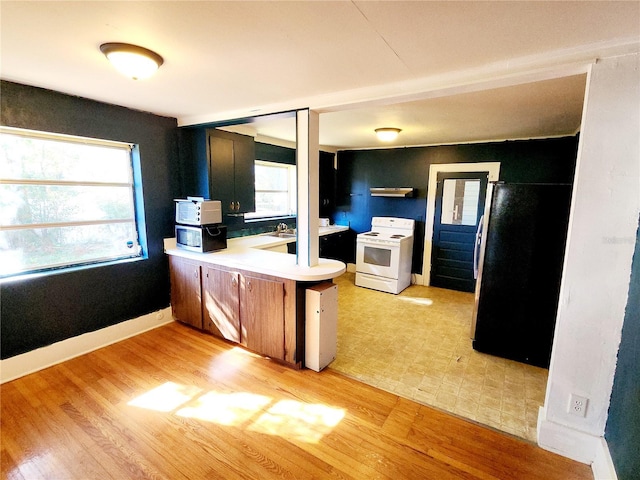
[245,160,297,220]
[0,126,143,277]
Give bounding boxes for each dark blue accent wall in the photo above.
[1,81,178,360]
[335,137,578,273]
[605,217,640,480]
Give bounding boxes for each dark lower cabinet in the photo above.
[321,230,356,264]
[286,230,355,264]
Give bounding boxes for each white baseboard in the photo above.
[346,262,356,273]
[0,307,173,384]
[537,407,599,464]
[592,437,618,480]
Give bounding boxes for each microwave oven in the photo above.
[176,224,227,253]
[175,198,222,226]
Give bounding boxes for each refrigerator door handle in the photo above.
[473,215,484,280]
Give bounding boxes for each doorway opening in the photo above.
[330,160,552,443]
[430,171,489,292]
[422,162,500,286]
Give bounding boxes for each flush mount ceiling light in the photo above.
[100,42,164,80]
[375,127,401,142]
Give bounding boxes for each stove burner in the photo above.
[390,234,405,239]
[364,232,379,236]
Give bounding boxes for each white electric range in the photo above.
[355,217,415,294]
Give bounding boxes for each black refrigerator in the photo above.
[471,183,572,368]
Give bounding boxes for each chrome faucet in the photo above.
[276,222,288,233]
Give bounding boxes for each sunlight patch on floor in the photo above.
[397,296,434,306]
[128,381,203,412]
[248,400,345,443]
[177,391,272,425]
[128,381,345,443]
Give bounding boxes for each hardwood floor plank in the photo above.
[1,448,26,480]
[0,322,593,480]
[1,389,96,479]
[381,396,422,438]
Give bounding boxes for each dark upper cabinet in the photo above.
[207,129,255,216]
[319,151,336,217]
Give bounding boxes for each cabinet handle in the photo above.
[229,201,235,211]
[235,201,240,211]
[247,280,252,292]
[231,277,238,288]
[194,269,198,278]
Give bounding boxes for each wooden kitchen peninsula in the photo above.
[165,228,346,368]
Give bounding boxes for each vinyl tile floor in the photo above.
[329,272,548,443]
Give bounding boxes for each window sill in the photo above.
[0,255,146,284]
[243,214,296,224]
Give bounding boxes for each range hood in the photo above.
[370,187,415,198]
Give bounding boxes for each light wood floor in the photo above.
[1,322,592,480]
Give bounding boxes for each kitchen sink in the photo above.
[266,231,296,238]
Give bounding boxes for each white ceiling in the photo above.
[1,1,638,150]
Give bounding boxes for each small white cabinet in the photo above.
[305,282,338,372]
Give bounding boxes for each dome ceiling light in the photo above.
[100,42,164,80]
[375,127,401,142]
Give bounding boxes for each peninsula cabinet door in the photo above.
[169,256,203,329]
[203,266,241,343]
[240,275,285,361]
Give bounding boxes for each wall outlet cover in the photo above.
[569,394,589,417]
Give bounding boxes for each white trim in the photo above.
[178,37,640,127]
[0,125,133,149]
[296,109,320,267]
[0,307,172,384]
[592,438,618,480]
[337,132,581,152]
[541,52,639,465]
[421,162,500,285]
[537,408,599,464]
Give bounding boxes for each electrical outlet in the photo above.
[568,394,588,417]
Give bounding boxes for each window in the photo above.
[440,178,481,226]
[0,127,143,277]
[245,160,296,219]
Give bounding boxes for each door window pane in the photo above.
[441,179,481,226]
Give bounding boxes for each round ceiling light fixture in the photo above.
[375,127,401,142]
[100,42,164,80]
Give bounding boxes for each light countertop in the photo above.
[165,225,348,281]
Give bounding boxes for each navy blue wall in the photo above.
[1,81,178,359]
[605,217,640,480]
[335,137,579,273]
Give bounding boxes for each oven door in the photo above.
[356,241,400,279]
